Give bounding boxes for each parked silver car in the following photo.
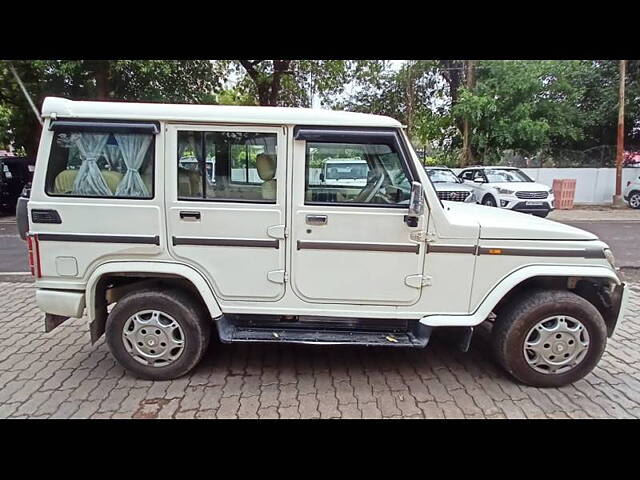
[424,166,476,203]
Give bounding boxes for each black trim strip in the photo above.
[37,233,160,245]
[297,240,419,254]
[50,120,160,134]
[172,237,279,249]
[427,244,477,254]
[478,246,606,259]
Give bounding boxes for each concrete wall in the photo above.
[452,167,640,205]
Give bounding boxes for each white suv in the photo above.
[623,175,640,209]
[459,166,555,217]
[17,97,627,388]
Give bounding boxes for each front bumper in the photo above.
[497,195,554,214]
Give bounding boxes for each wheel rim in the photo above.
[630,194,640,208]
[483,198,495,206]
[121,310,185,367]
[523,315,590,374]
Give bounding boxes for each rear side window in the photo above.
[45,130,154,198]
[176,130,278,203]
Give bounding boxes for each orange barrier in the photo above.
[553,179,576,209]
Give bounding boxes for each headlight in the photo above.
[497,188,514,195]
[604,248,616,269]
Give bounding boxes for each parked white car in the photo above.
[320,158,368,187]
[458,166,555,217]
[623,175,640,209]
[17,97,628,388]
[424,166,476,203]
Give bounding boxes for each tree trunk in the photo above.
[91,61,111,100]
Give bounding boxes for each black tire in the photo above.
[106,288,211,380]
[628,191,640,209]
[492,289,607,388]
[482,195,497,207]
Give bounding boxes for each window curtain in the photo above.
[114,134,152,197]
[72,133,111,196]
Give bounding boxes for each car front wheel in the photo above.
[628,191,640,209]
[482,195,497,207]
[492,289,607,388]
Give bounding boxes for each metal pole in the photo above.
[7,61,43,126]
[613,60,626,206]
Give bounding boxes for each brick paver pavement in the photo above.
[1,280,639,419]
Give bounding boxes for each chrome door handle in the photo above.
[306,215,328,226]
[180,211,201,221]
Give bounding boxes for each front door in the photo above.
[166,124,287,302]
[290,127,427,306]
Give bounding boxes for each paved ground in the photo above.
[0,220,26,273]
[1,280,639,419]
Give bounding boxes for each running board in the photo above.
[216,315,432,348]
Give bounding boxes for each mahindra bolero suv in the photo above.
[16,97,628,388]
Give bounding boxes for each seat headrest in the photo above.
[256,153,276,181]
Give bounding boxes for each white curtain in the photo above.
[72,133,111,196]
[114,134,152,197]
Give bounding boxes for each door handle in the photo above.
[306,214,328,226]
[180,211,201,221]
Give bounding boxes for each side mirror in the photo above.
[405,182,424,227]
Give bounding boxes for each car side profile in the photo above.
[17,97,628,388]
[458,166,555,217]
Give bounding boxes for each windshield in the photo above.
[325,162,369,180]
[427,169,460,183]
[484,168,532,183]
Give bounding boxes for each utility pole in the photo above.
[461,60,475,167]
[613,60,626,207]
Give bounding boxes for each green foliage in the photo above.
[0,60,224,156]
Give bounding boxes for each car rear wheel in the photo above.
[482,195,497,207]
[628,191,640,209]
[106,288,211,380]
[491,289,607,388]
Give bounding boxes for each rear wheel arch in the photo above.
[86,262,223,343]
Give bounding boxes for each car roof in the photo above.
[461,166,519,170]
[325,158,367,164]
[41,97,402,128]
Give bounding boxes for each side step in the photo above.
[216,315,432,348]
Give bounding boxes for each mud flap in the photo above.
[45,314,70,333]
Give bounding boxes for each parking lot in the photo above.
[1,278,639,419]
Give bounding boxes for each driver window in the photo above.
[305,141,411,205]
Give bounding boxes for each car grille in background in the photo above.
[515,191,548,199]
[437,191,470,202]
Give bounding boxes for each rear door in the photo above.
[290,127,427,306]
[165,124,287,302]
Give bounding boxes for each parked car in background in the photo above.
[624,175,640,208]
[424,166,475,203]
[458,166,554,217]
[320,158,369,187]
[0,156,35,213]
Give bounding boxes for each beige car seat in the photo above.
[256,153,277,200]
[54,169,123,195]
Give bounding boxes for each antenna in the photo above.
[7,61,43,127]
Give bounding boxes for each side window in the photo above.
[473,170,485,182]
[305,141,411,205]
[460,170,475,181]
[177,130,277,203]
[45,131,154,198]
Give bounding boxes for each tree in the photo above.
[231,60,387,107]
[451,60,640,163]
[0,60,225,156]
